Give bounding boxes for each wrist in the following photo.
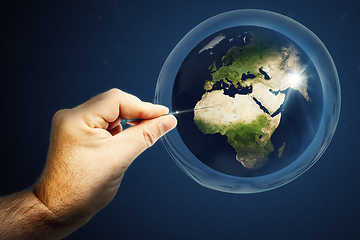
[33,177,93,228]
[0,189,87,239]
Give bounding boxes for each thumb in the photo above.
[113,114,177,163]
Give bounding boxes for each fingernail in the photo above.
[156,105,169,114]
[145,102,169,114]
[160,115,177,134]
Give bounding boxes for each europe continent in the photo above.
[194,32,310,170]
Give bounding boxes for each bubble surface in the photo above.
[154,9,340,193]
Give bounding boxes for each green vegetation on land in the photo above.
[194,115,275,160]
[205,32,282,90]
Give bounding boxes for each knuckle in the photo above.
[141,128,159,148]
[51,109,75,135]
[52,109,70,125]
[107,88,122,96]
[91,88,122,104]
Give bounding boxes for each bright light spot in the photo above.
[288,73,303,89]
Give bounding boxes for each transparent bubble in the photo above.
[154,9,340,194]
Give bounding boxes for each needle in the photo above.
[120,106,213,125]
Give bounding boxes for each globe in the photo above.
[154,10,340,193]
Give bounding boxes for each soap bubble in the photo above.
[154,9,340,193]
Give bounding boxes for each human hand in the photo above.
[33,89,177,226]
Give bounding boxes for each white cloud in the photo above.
[199,34,226,54]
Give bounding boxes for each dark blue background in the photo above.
[1,1,359,239]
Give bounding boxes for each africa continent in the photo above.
[194,31,310,170]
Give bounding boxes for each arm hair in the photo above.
[0,189,85,240]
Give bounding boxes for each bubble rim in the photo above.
[154,9,341,193]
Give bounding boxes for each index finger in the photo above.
[75,89,169,129]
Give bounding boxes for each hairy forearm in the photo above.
[0,189,87,240]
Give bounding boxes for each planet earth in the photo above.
[172,26,323,177]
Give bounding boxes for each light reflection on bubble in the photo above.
[154,9,340,194]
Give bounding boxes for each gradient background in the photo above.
[1,1,359,239]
